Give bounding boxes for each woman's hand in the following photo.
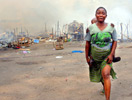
[87,58,92,66]
[106,54,113,64]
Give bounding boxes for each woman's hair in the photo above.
[96,7,107,14]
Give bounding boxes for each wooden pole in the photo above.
[120,23,123,42]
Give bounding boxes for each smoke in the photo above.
[0,0,62,34]
[0,0,132,37]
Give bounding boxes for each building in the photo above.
[68,20,84,41]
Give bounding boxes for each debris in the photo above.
[130,85,132,88]
[18,37,30,47]
[118,47,123,49]
[21,46,25,48]
[125,62,128,65]
[22,50,31,54]
[126,46,132,48]
[13,46,20,49]
[53,37,64,50]
[53,68,55,71]
[25,75,30,78]
[53,48,56,50]
[39,67,43,69]
[72,50,84,53]
[19,49,30,51]
[23,51,28,54]
[34,39,39,43]
[67,39,71,42]
[38,67,43,71]
[65,78,68,82]
[56,56,63,59]
[27,51,31,53]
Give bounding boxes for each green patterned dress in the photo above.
[85,23,117,82]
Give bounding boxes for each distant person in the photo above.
[85,7,119,100]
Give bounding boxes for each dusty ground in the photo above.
[0,41,132,100]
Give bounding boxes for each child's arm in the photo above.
[107,24,117,63]
[106,24,117,64]
[106,41,117,64]
[111,40,117,56]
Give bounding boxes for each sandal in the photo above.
[100,89,105,95]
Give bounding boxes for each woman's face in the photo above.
[96,8,107,23]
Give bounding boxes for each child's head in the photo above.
[95,7,107,23]
[91,18,97,24]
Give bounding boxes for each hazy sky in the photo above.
[0,0,132,36]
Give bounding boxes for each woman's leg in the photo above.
[102,64,111,100]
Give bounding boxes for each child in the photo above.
[85,7,118,100]
[91,17,97,24]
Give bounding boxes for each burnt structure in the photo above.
[68,20,84,41]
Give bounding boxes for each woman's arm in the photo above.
[85,27,91,65]
[85,41,91,65]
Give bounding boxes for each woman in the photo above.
[85,7,117,100]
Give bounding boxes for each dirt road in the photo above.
[0,41,132,100]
